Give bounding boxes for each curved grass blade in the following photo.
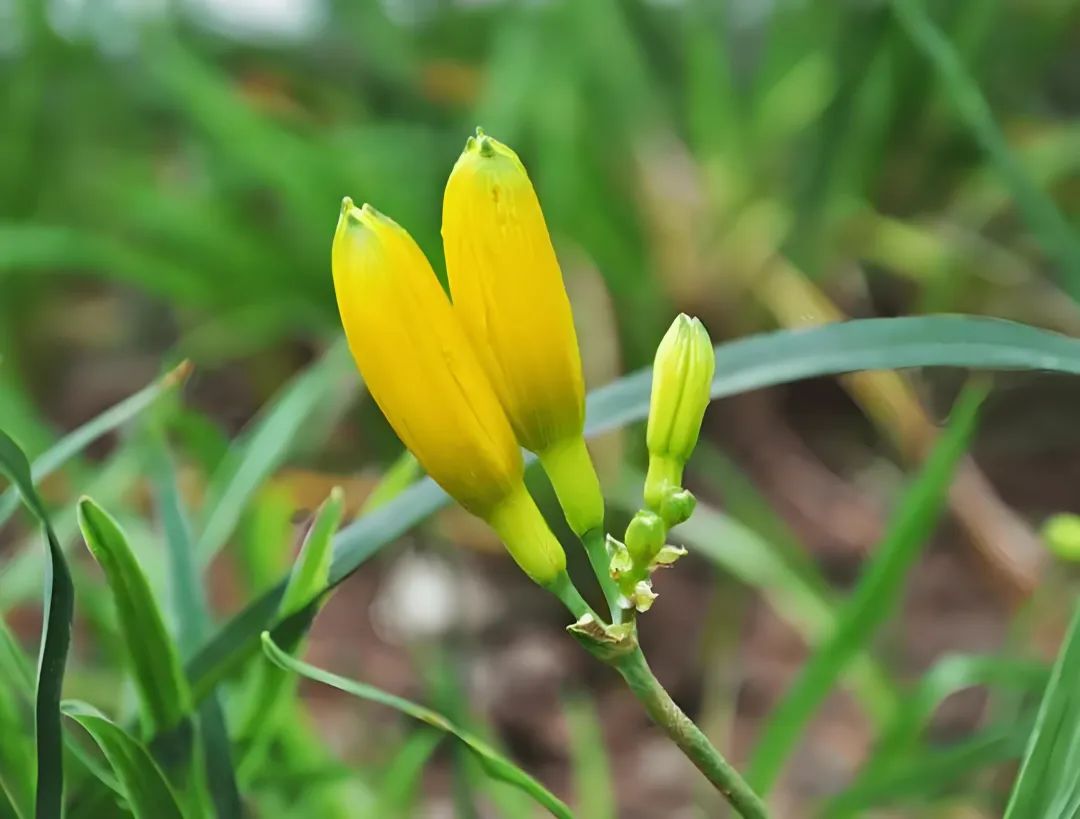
[148,436,241,819]
[186,316,1080,703]
[237,489,343,776]
[0,430,74,819]
[888,0,1080,296]
[832,654,1047,818]
[77,497,192,737]
[196,340,354,563]
[0,362,191,530]
[746,383,987,792]
[61,702,185,819]
[260,633,574,819]
[1004,601,1080,818]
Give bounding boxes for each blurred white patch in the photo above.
[184,0,327,40]
[371,550,500,643]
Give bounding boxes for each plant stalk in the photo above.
[581,527,623,623]
[614,648,770,819]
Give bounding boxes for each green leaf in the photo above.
[148,436,241,819]
[0,429,74,819]
[565,695,615,819]
[237,489,344,773]
[888,0,1080,297]
[196,340,354,562]
[61,702,185,819]
[372,732,442,818]
[747,383,987,792]
[833,654,1047,817]
[279,487,344,619]
[1004,601,1080,818]
[0,362,190,529]
[260,633,574,819]
[0,624,34,819]
[77,497,192,736]
[186,316,1080,708]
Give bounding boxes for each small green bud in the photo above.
[624,510,666,565]
[659,488,696,528]
[644,314,714,509]
[1042,513,1080,562]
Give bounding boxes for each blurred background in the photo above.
[2,0,1080,816]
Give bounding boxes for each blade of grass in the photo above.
[888,0,1080,297]
[237,489,343,779]
[0,429,74,819]
[77,498,192,738]
[196,340,353,562]
[565,695,615,819]
[372,731,442,819]
[0,362,191,530]
[149,434,242,819]
[747,383,987,792]
[184,316,1080,707]
[1004,601,1080,818]
[61,702,185,819]
[260,633,574,819]
[832,654,1047,818]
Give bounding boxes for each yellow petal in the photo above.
[331,198,522,518]
[442,130,586,453]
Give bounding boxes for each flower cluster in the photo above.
[331,129,715,613]
[332,130,601,588]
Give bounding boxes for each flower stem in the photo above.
[543,571,598,621]
[581,528,623,623]
[614,648,770,818]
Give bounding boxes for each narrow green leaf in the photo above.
[0,429,74,819]
[565,696,615,819]
[834,655,1047,817]
[373,732,442,818]
[279,487,344,618]
[0,647,34,819]
[260,633,574,819]
[1005,601,1080,818]
[236,489,344,777]
[149,437,242,819]
[889,0,1080,296]
[356,451,420,517]
[0,362,190,529]
[77,497,192,736]
[61,702,185,819]
[747,383,987,792]
[196,340,354,562]
[184,316,1080,709]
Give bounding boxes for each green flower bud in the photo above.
[643,314,714,510]
[624,510,666,566]
[1042,513,1080,562]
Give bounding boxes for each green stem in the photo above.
[543,571,597,621]
[614,648,770,819]
[581,527,623,624]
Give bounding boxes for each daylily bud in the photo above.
[442,129,603,536]
[331,198,565,584]
[624,510,665,566]
[643,314,715,511]
[1042,513,1080,562]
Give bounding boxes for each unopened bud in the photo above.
[643,314,714,510]
[624,510,666,566]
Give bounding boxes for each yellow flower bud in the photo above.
[442,129,603,536]
[643,314,715,511]
[331,198,565,584]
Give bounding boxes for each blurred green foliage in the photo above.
[2,0,1080,815]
